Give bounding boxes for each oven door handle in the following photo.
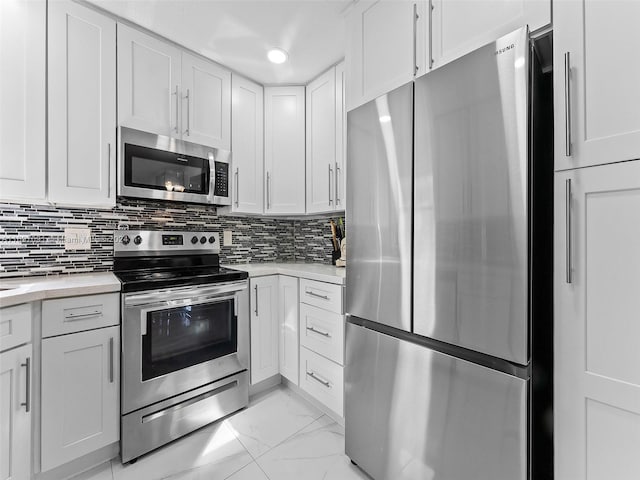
[139,294,238,336]
[125,281,247,306]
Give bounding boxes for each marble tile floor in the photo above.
[73,386,369,480]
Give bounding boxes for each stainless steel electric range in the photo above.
[114,230,249,463]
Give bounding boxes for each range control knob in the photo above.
[200,236,207,244]
[134,235,143,245]
[191,235,199,245]
[208,236,216,244]
[121,235,130,245]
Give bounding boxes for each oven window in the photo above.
[125,144,209,195]
[142,299,236,381]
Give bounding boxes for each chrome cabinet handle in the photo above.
[65,310,103,320]
[335,162,341,206]
[307,326,331,338]
[413,3,419,75]
[428,0,434,69]
[184,88,191,136]
[565,178,573,284]
[107,142,111,198]
[254,284,259,316]
[328,164,333,205]
[109,337,114,383]
[235,168,240,207]
[173,85,180,133]
[306,290,329,300]
[21,357,31,412]
[564,52,572,157]
[306,370,331,388]
[266,172,271,210]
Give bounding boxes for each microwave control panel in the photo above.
[214,161,229,197]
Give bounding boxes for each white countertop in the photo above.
[228,263,345,285]
[0,272,121,308]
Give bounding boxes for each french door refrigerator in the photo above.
[345,27,553,480]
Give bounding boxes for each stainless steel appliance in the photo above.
[118,127,231,205]
[345,27,554,480]
[114,230,249,463]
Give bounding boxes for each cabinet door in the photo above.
[345,0,416,111]
[230,75,264,214]
[48,1,116,207]
[335,61,346,211]
[0,0,46,202]
[117,24,181,137]
[431,0,549,69]
[0,345,32,480]
[249,276,279,384]
[278,276,299,385]
[554,0,640,171]
[264,87,306,215]
[555,161,640,480]
[306,68,337,214]
[41,326,119,472]
[181,53,231,149]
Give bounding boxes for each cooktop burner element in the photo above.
[113,230,248,292]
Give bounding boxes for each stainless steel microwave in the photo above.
[118,127,231,206]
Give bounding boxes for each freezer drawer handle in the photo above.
[307,326,331,338]
[306,290,329,300]
[20,357,31,412]
[306,370,331,388]
[141,380,238,424]
[565,178,573,284]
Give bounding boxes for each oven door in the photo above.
[122,280,248,414]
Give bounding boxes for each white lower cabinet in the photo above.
[278,276,299,385]
[0,344,32,480]
[555,160,640,479]
[299,347,344,417]
[250,276,280,384]
[41,325,119,471]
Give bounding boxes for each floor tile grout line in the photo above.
[253,414,329,462]
[254,460,273,480]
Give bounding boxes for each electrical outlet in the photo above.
[64,228,91,251]
[223,230,233,246]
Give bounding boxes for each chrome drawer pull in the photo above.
[306,370,331,388]
[306,290,329,300]
[64,310,103,320]
[307,326,331,338]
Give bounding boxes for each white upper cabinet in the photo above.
[181,52,231,150]
[48,1,116,207]
[345,1,419,111]
[335,61,346,210]
[117,24,181,137]
[117,25,231,149]
[0,0,46,202]
[306,67,337,213]
[554,0,640,171]
[430,0,550,70]
[264,86,306,215]
[554,160,640,480]
[306,64,347,213]
[229,75,264,214]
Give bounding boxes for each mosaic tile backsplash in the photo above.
[0,199,344,278]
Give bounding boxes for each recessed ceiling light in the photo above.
[268,48,288,64]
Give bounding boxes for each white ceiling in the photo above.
[88,0,351,84]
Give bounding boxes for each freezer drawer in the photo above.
[345,321,527,480]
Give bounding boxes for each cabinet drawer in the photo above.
[299,278,343,314]
[300,303,344,365]
[300,346,343,417]
[42,293,119,337]
[0,303,32,352]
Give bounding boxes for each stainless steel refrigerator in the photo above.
[345,27,554,480]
